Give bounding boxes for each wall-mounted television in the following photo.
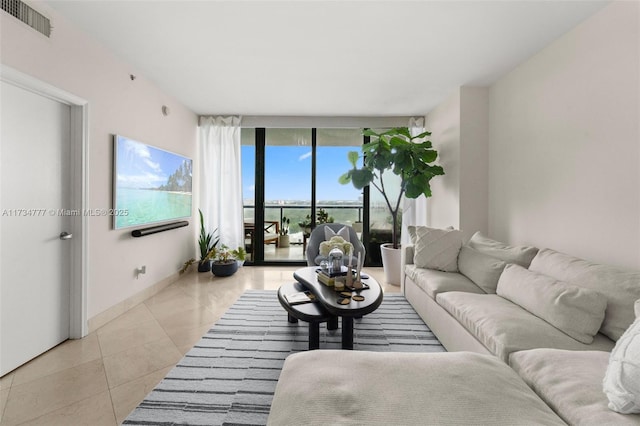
[113,134,192,230]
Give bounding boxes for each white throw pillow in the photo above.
[496,264,607,344]
[457,246,507,294]
[468,232,538,268]
[324,226,350,245]
[407,226,462,272]
[603,299,640,414]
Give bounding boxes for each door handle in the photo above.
[59,232,73,240]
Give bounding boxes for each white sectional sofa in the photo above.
[402,229,640,425]
[268,230,640,425]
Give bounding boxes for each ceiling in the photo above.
[46,1,609,117]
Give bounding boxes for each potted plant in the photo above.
[207,244,243,277]
[197,209,219,272]
[279,216,291,247]
[298,215,312,237]
[180,209,219,274]
[339,127,444,284]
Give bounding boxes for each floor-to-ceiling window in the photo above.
[242,128,367,264]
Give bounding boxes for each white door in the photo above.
[0,81,72,375]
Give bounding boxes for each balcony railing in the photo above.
[243,203,363,237]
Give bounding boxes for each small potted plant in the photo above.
[207,244,243,277]
[180,209,218,274]
[279,216,290,247]
[298,215,312,237]
[197,209,218,272]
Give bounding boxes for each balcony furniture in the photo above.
[244,219,280,253]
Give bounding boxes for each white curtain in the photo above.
[199,116,243,250]
[401,117,429,246]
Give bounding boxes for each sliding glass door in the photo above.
[242,128,365,264]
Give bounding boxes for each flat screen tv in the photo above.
[113,134,192,230]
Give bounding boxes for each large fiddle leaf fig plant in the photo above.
[339,127,444,249]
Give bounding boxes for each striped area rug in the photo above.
[124,290,444,426]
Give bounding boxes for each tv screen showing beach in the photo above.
[113,135,192,229]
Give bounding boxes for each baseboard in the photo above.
[87,270,186,333]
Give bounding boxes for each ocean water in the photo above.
[115,188,191,229]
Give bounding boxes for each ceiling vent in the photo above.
[2,0,51,37]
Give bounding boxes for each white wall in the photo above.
[489,1,639,270]
[1,4,198,318]
[426,87,489,240]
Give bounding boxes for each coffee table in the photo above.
[293,266,384,349]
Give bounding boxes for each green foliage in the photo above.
[205,244,245,264]
[297,208,334,234]
[198,209,219,260]
[339,127,445,248]
[280,216,290,236]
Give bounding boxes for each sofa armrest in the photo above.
[403,244,414,265]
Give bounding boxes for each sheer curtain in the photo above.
[198,116,243,250]
[401,117,429,246]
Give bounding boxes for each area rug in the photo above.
[123,290,445,426]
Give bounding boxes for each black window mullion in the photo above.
[311,128,317,227]
[255,128,266,264]
[362,130,372,266]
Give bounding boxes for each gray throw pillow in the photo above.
[457,246,507,294]
[408,226,462,272]
[468,232,538,268]
[496,264,607,344]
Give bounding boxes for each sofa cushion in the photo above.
[408,226,462,272]
[529,248,640,341]
[603,299,640,414]
[458,245,507,294]
[497,264,607,344]
[435,292,615,362]
[510,349,640,425]
[404,265,485,299]
[467,231,538,267]
[268,350,566,426]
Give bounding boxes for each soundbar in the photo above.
[131,220,189,237]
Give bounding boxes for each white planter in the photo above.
[279,234,290,248]
[380,243,401,286]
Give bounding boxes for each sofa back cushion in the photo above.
[457,246,507,294]
[529,248,640,341]
[407,226,462,272]
[497,264,607,344]
[467,232,538,268]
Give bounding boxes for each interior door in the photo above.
[1,81,72,375]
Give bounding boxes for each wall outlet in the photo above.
[136,265,146,279]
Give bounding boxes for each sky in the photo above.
[116,136,191,190]
[242,145,362,202]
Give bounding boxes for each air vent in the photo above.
[2,0,51,37]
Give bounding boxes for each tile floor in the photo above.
[0,265,396,425]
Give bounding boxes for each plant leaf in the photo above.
[347,151,359,167]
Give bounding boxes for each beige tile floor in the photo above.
[0,265,396,425]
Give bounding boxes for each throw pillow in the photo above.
[319,236,353,258]
[603,299,640,414]
[457,246,507,294]
[496,264,607,344]
[324,226,350,245]
[408,226,462,272]
[468,232,538,268]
